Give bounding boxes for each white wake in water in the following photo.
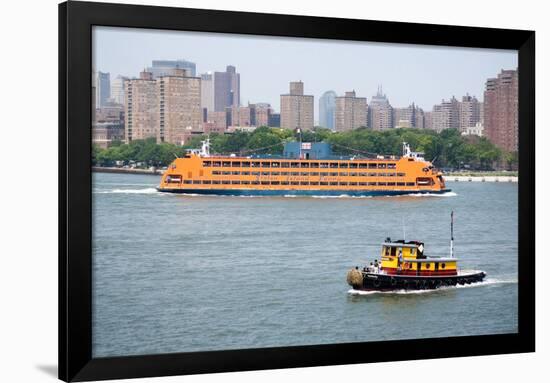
[347,277,516,296]
[94,188,158,194]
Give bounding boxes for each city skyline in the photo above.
[93,26,517,119]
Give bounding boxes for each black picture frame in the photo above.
[59,1,535,381]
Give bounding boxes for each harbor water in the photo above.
[92,172,518,357]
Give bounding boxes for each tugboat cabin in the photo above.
[380,238,457,276]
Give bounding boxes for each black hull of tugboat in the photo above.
[351,271,486,291]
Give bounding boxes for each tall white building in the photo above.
[110,75,128,105]
[319,90,337,130]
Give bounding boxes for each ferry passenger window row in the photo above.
[208,170,403,177]
[179,180,413,187]
[203,160,398,170]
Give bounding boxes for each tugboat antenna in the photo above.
[450,211,454,258]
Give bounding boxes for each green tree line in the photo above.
[92,127,517,170]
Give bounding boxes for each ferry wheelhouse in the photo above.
[157,139,449,196]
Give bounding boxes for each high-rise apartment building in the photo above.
[249,103,272,127]
[319,91,337,130]
[484,69,518,152]
[206,111,228,132]
[431,96,460,132]
[157,68,202,144]
[110,75,128,105]
[335,91,367,131]
[93,71,111,108]
[458,94,482,133]
[392,103,425,129]
[227,106,252,128]
[368,87,393,130]
[214,66,240,112]
[146,59,196,78]
[124,71,157,142]
[200,72,215,118]
[280,81,314,131]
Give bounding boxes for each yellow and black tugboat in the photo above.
[346,212,486,291]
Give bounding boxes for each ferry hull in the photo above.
[350,270,486,291]
[156,188,452,197]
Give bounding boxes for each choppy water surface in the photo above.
[92,173,518,357]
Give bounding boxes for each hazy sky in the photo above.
[93,26,517,118]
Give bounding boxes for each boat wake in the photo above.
[401,191,457,198]
[94,188,159,194]
[347,277,516,296]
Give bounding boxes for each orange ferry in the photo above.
[157,139,449,196]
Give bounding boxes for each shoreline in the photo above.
[92,167,518,182]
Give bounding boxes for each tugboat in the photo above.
[346,212,485,291]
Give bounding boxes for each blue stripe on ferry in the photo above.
[157,188,451,196]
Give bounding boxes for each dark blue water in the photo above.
[92,173,518,357]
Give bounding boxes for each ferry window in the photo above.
[251,181,260,185]
[339,163,348,168]
[261,181,270,185]
[232,171,240,175]
[310,172,319,176]
[320,172,329,176]
[241,171,250,175]
[231,180,241,185]
[272,171,280,176]
[350,172,358,177]
[192,180,201,184]
[329,182,338,186]
[203,161,212,167]
[301,172,309,176]
[406,182,415,186]
[339,182,348,186]
[261,172,270,176]
[441,263,446,269]
[291,172,300,176]
[232,162,241,167]
[291,181,300,185]
[387,182,396,186]
[241,180,250,185]
[369,172,377,177]
[242,161,251,167]
[252,171,260,176]
[349,163,358,168]
[397,173,406,177]
[379,173,386,177]
[387,163,396,169]
[310,162,319,168]
[281,162,290,168]
[300,181,309,185]
[213,161,221,167]
[310,182,320,186]
[359,182,368,186]
[203,180,212,184]
[184,180,192,184]
[222,171,231,175]
[166,175,182,183]
[388,173,396,177]
[212,180,221,184]
[261,162,271,167]
[349,182,358,186]
[271,162,280,168]
[281,181,290,185]
[368,163,377,169]
[330,163,339,168]
[368,182,377,186]
[359,163,368,168]
[397,182,405,186]
[320,162,329,168]
[290,162,300,168]
[378,182,387,186]
[330,172,338,177]
[320,181,328,186]
[359,172,368,177]
[271,181,280,185]
[222,161,231,167]
[222,180,230,184]
[300,162,310,168]
[339,172,348,177]
[378,163,387,169]
[251,162,260,167]
[281,172,289,176]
